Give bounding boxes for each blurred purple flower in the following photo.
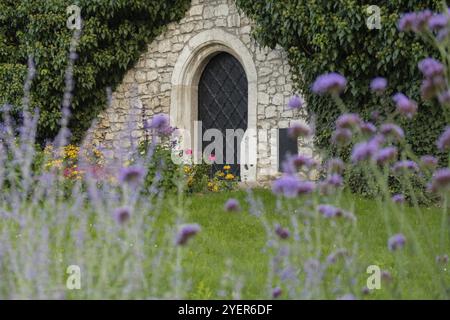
[272,175,315,197]
[272,287,282,299]
[326,174,343,187]
[392,160,419,174]
[118,166,145,185]
[288,122,311,138]
[332,128,352,146]
[312,72,347,95]
[290,155,316,170]
[113,207,131,225]
[272,175,302,198]
[370,77,388,93]
[327,158,345,174]
[420,155,438,170]
[275,224,290,240]
[398,10,432,32]
[388,233,406,251]
[318,204,343,218]
[176,224,201,246]
[393,93,418,119]
[224,198,241,212]
[145,113,172,135]
[391,194,405,204]
[418,58,445,78]
[336,113,362,129]
[437,127,450,151]
[429,168,450,193]
[351,139,379,163]
[360,122,377,135]
[438,90,450,105]
[374,147,398,165]
[380,123,404,141]
[428,14,448,30]
[287,95,304,109]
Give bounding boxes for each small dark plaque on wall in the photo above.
[278,128,298,172]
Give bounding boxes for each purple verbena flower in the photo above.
[312,72,347,95]
[429,168,450,193]
[438,90,450,105]
[370,77,388,93]
[327,158,345,174]
[391,194,406,204]
[224,198,241,212]
[336,113,362,129]
[360,122,377,135]
[380,123,404,141]
[351,139,380,163]
[437,127,450,151]
[428,14,449,30]
[145,113,172,135]
[272,287,282,299]
[275,224,290,240]
[318,204,343,218]
[398,10,432,32]
[418,58,445,78]
[287,95,304,109]
[332,128,352,146]
[288,122,311,138]
[388,233,406,251]
[420,155,438,170]
[272,175,301,198]
[325,174,343,187]
[374,147,398,165]
[392,160,419,174]
[113,207,131,225]
[176,224,201,246]
[393,93,418,119]
[291,155,316,169]
[118,165,145,185]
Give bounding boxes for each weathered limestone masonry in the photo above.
[92,0,314,182]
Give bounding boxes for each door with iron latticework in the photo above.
[198,52,248,179]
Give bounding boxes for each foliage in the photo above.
[0,0,191,142]
[235,0,446,159]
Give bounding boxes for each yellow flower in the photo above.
[217,171,225,177]
[213,185,219,192]
[223,165,231,171]
[208,182,214,188]
[225,173,235,181]
[184,165,192,174]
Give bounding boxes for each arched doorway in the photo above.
[198,52,248,177]
[170,29,258,182]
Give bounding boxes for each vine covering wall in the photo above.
[235,0,445,161]
[0,0,191,142]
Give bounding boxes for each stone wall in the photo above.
[92,0,314,181]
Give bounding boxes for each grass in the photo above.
[155,189,449,299]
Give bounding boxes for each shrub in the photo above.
[235,0,445,160]
[0,0,191,143]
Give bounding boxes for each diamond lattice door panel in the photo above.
[198,52,248,178]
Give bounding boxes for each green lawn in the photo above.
[156,189,449,299]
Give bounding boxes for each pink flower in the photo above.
[208,155,216,162]
[185,149,193,155]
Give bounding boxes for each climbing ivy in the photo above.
[0,0,191,142]
[235,0,446,161]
